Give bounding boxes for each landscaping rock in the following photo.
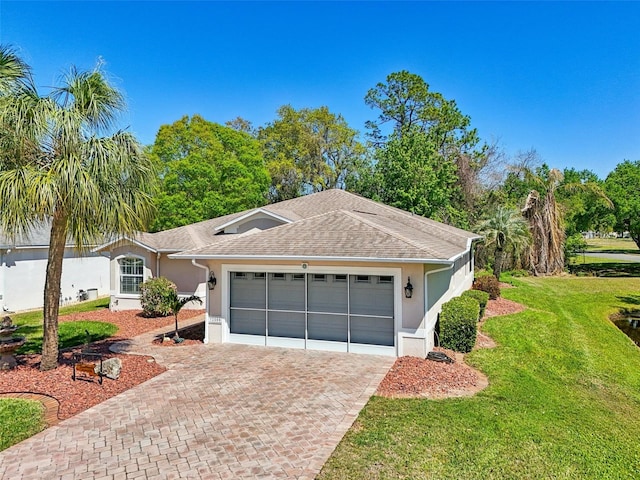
[97,357,122,380]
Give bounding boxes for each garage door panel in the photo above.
[350,276,394,317]
[308,275,348,313]
[230,273,266,309]
[268,311,305,338]
[268,273,305,310]
[308,313,348,342]
[350,316,394,346]
[230,309,266,336]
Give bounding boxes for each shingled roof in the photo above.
[163,190,480,263]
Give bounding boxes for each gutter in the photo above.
[169,254,455,265]
[191,259,210,344]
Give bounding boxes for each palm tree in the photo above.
[476,206,531,280]
[0,47,157,370]
[166,292,202,341]
[521,168,611,276]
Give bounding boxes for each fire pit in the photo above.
[0,316,25,370]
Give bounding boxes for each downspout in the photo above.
[156,252,161,278]
[191,259,210,344]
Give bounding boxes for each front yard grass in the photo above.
[7,298,117,354]
[0,398,46,450]
[318,276,640,479]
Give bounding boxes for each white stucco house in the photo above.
[0,223,110,312]
[98,189,480,357]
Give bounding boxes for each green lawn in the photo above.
[7,298,117,354]
[318,276,640,479]
[0,398,46,451]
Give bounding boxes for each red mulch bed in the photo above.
[0,308,204,421]
[152,322,204,347]
[376,295,525,399]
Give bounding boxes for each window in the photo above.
[233,272,247,279]
[378,275,393,284]
[253,273,265,280]
[312,274,326,282]
[119,257,144,294]
[271,273,286,280]
[333,274,347,282]
[355,275,370,283]
[292,273,305,281]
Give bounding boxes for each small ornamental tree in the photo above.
[439,296,480,353]
[166,291,202,341]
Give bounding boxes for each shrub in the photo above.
[462,289,490,319]
[439,296,479,353]
[473,275,501,300]
[140,277,177,317]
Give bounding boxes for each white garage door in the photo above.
[228,272,395,356]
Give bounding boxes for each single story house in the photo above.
[0,223,110,312]
[98,189,480,357]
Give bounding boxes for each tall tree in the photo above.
[150,115,270,231]
[364,70,487,225]
[605,160,640,248]
[0,47,157,370]
[259,105,365,202]
[476,206,531,280]
[353,128,461,223]
[558,168,614,235]
[519,168,573,275]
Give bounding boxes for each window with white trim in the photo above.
[119,257,144,294]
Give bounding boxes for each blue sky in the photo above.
[1,1,638,179]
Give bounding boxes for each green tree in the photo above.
[476,206,531,280]
[558,168,614,235]
[259,105,366,202]
[364,70,487,224]
[354,128,461,223]
[605,160,640,248]
[0,47,157,370]
[150,115,270,231]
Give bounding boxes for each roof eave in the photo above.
[92,236,158,254]
[167,253,454,265]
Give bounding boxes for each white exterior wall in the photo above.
[0,247,110,312]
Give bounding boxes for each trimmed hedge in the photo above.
[462,289,490,319]
[439,296,479,353]
[140,277,177,317]
[473,274,501,300]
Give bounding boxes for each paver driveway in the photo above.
[0,333,393,479]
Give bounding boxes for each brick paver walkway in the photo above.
[0,321,393,479]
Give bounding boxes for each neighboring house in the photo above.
[0,223,110,312]
[98,190,480,357]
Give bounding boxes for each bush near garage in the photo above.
[439,296,479,353]
[473,274,501,299]
[461,289,490,319]
[140,277,177,317]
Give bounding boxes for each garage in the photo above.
[228,271,396,356]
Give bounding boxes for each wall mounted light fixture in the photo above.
[207,272,217,290]
[404,277,414,298]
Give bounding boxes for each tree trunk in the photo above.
[40,208,68,371]
[493,247,504,281]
